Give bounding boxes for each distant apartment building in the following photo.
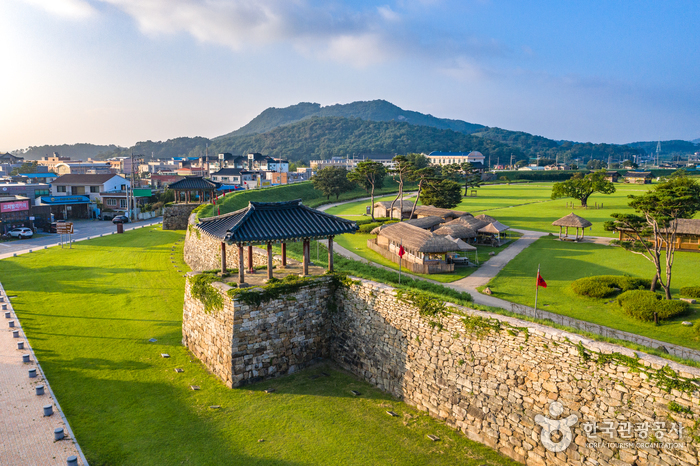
[54,161,114,175]
[426,151,486,167]
[139,160,177,174]
[310,154,396,171]
[106,157,136,174]
[37,153,74,172]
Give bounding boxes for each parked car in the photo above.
[112,215,129,224]
[8,227,33,239]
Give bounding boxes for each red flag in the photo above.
[536,273,547,288]
[398,245,405,257]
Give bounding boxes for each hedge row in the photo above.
[680,287,700,299]
[617,290,690,322]
[358,219,399,233]
[570,275,651,299]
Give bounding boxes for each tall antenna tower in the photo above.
[656,141,661,167]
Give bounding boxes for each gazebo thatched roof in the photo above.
[404,216,446,230]
[447,216,490,231]
[377,222,463,253]
[432,223,478,239]
[478,221,510,234]
[552,213,592,229]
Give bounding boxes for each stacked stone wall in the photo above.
[183,275,332,387]
[163,204,200,230]
[332,280,700,466]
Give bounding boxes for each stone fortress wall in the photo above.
[183,275,700,466]
[183,213,278,272]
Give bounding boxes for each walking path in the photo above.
[0,283,88,465]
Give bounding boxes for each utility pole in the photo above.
[130,152,135,221]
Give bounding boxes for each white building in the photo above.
[426,151,486,166]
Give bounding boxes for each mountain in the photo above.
[210,116,521,164]
[12,143,123,161]
[472,127,644,162]
[691,138,700,144]
[625,140,698,156]
[217,100,486,139]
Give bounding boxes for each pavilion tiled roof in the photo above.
[168,176,219,190]
[197,199,358,244]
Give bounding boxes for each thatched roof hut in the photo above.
[478,221,510,234]
[377,222,463,254]
[413,205,467,220]
[667,219,700,235]
[404,216,446,230]
[552,212,592,241]
[433,223,478,239]
[475,214,499,223]
[448,216,490,231]
[444,235,476,251]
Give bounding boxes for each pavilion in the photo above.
[196,200,358,284]
[169,176,219,204]
[552,212,592,241]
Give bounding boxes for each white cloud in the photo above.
[20,0,95,19]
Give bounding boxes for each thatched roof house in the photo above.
[448,216,490,231]
[376,222,463,254]
[413,205,467,220]
[373,200,415,219]
[475,214,499,223]
[615,218,700,251]
[444,235,476,251]
[404,216,446,231]
[478,221,510,234]
[624,171,652,184]
[552,212,592,241]
[433,223,478,239]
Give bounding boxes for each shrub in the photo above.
[358,219,398,233]
[571,275,651,298]
[617,290,689,322]
[355,217,391,226]
[680,287,700,299]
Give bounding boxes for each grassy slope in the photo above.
[198,180,417,219]
[0,228,515,466]
[485,236,700,350]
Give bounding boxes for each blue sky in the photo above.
[1,0,698,151]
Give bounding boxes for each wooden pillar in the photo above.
[267,243,273,280]
[302,239,309,276]
[248,245,254,273]
[328,236,334,272]
[220,242,226,274]
[281,243,287,267]
[238,244,245,284]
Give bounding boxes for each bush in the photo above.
[617,290,689,322]
[355,217,391,226]
[680,287,700,299]
[357,219,398,233]
[571,275,651,298]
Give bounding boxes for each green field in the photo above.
[485,236,700,350]
[0,228,516,466]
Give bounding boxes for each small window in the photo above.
[57,186,67,193]
[106,199,117,206]
[90,186,100,193]
[119,199,127,208]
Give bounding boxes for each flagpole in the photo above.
[534,263,540,315]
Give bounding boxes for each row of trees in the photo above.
[312,154,484,220]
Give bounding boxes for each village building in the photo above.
[373,201,415,219]
[623,171,653,184]
[0,196,31,234]
[615,218,700,252]
[426,151,485,167]
[42,174,130,219]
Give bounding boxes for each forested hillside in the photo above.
[626,140,698,156]
[473,127,644,162]
[210,116,521,164]
[217,100,486,138]
[13,143,122,160]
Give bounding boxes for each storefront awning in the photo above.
[38,195,91,205]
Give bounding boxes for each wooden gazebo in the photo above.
[552,213,592,241]
[169,177,219,204]
[196,200,358,284]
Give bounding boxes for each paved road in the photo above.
[0,217,163,260]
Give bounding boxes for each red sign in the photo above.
[1,200,29,213]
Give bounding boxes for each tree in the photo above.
[605,176,700,300]
[442,162,483,196]
[537,158,556,167]
[312,166,355,200]
[405,153,429,169]
[515,160,528,168]
[587,159,605,170]
[407,166,439,219]
[10,161,39,176]
[551,170,616,207]
[347,161,386,220]
[622,160,638,169]
[421,179,462,209]
[388,155,413,220]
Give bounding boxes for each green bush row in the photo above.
[571,275,651,298]
[680,287,700,299]
[616,290,689,322]
[357,219,398,233]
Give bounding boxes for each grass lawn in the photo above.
[334,232,522,283]
[0,227,516,466]
[485,236,700,351]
